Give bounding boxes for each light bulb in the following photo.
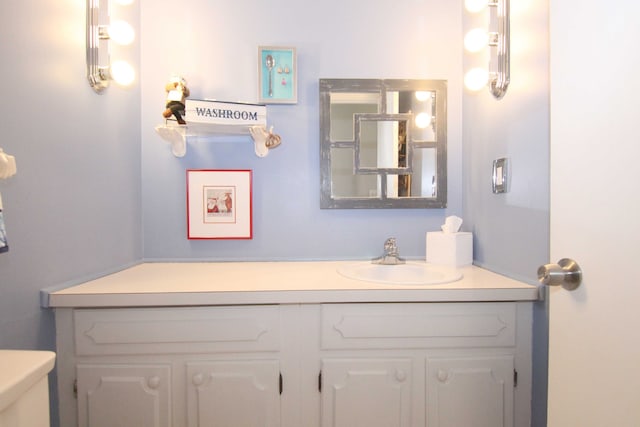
[415,112,432,129]
[465,0,488,13]
[415,91,431,102]
[109,20,135,45]
[464,28,489,52]
[464,68,489,91]
[111,60,135,86]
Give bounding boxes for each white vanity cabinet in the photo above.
[56,305,285,427]
[76,363,172,427]
[76,359,282,427]
[320,357,413,427]
[317,302,529,427]
[425,355,515,427]
[54,301,532,427]
[185,359,282,427]
[320,356,515,427]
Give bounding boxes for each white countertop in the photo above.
[46,261,540,308]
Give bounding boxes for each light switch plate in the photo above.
[492,158,508,193]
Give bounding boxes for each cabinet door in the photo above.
[76,364,171,427]
[426,356,514,427]
[320,358,412,427]
[186,360,281,427]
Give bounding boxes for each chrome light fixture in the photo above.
[86,0,135,93]
[488,0,510,99]
[463,0,510,99]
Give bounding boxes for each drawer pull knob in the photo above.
[147,376,161,389]
[437,369,449,383]
[192,373,204,386]
[395,369,407,382]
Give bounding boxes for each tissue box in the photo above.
[426,231,473,267]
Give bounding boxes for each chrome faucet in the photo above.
[372,237,406,265]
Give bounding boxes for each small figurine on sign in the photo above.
[162,76,190,125]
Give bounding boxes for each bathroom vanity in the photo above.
[46,261,539,427]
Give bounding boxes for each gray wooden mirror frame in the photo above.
[320,78,447,209]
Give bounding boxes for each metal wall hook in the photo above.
[537,258,582,291]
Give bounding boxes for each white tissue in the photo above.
[441,215,463,233]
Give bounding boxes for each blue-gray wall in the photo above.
[0,1,142,423]
[139,0,464,261]
[0,0,142,349]
[0,0,548,426]
[462,2,550,425]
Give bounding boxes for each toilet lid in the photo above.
[0,350,56,412]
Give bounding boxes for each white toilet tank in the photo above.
[0,350,56,427]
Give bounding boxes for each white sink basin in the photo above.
[337,262,463,285]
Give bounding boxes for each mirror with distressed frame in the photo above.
[320,79,447,209]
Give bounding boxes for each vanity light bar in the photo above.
[87,0,110,93]
[488,0,510,99]
[86,0,135,93]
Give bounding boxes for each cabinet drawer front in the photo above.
[321,303,516,349]
[74,306,281,355]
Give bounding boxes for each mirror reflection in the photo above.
[320,79,447,208]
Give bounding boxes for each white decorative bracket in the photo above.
[0,149,17,179]
[155,124,187,157]
[154,123,282,158]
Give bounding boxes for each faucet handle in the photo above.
[373,237,405,265]
[384,237,398,255]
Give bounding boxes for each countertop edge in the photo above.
[48,288,540,308]
[45,262,541,308]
